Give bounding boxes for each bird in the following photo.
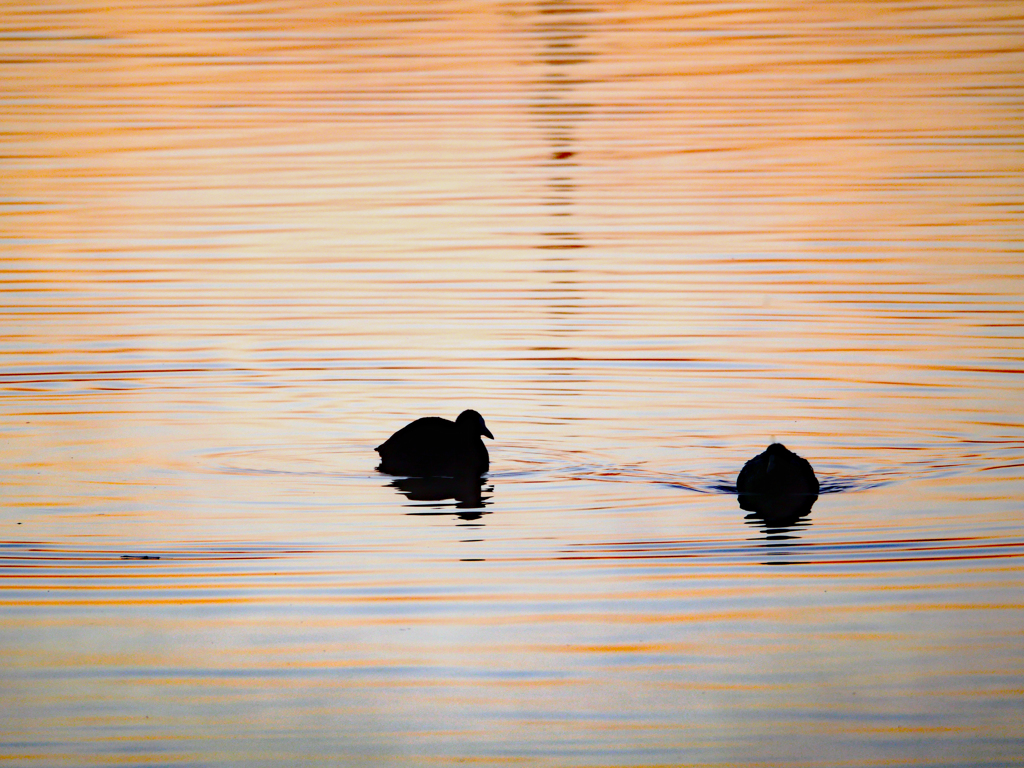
[737,442,819,496]
[736,443,819,523]
[375,409,493,477]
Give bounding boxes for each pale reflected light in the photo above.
[1,1,1023,765]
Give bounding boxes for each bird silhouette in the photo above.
[376,409,493,477]
[736,443,819,525]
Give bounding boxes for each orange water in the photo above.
[2,1,1023,764]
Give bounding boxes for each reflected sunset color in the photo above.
[2,1,1023,765]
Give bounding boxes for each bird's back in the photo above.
[737,443,818,496]
[736,443,819,524]
[376,417,453,453]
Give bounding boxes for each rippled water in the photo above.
[3,1,1023,765]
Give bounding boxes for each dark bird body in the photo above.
[376,410,493,477]
[737,443,819,524]
[737,443,819,496]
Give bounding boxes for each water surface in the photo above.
[2,1,1023,765]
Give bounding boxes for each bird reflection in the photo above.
[387,476,493,521]
[736,443,819,529]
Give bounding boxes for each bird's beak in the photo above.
[482,426,494,439]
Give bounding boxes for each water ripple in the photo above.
[558,534,1024,568]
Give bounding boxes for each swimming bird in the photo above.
[737,442,819,496]
[736,442,819,523]
[375,409,493,477]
